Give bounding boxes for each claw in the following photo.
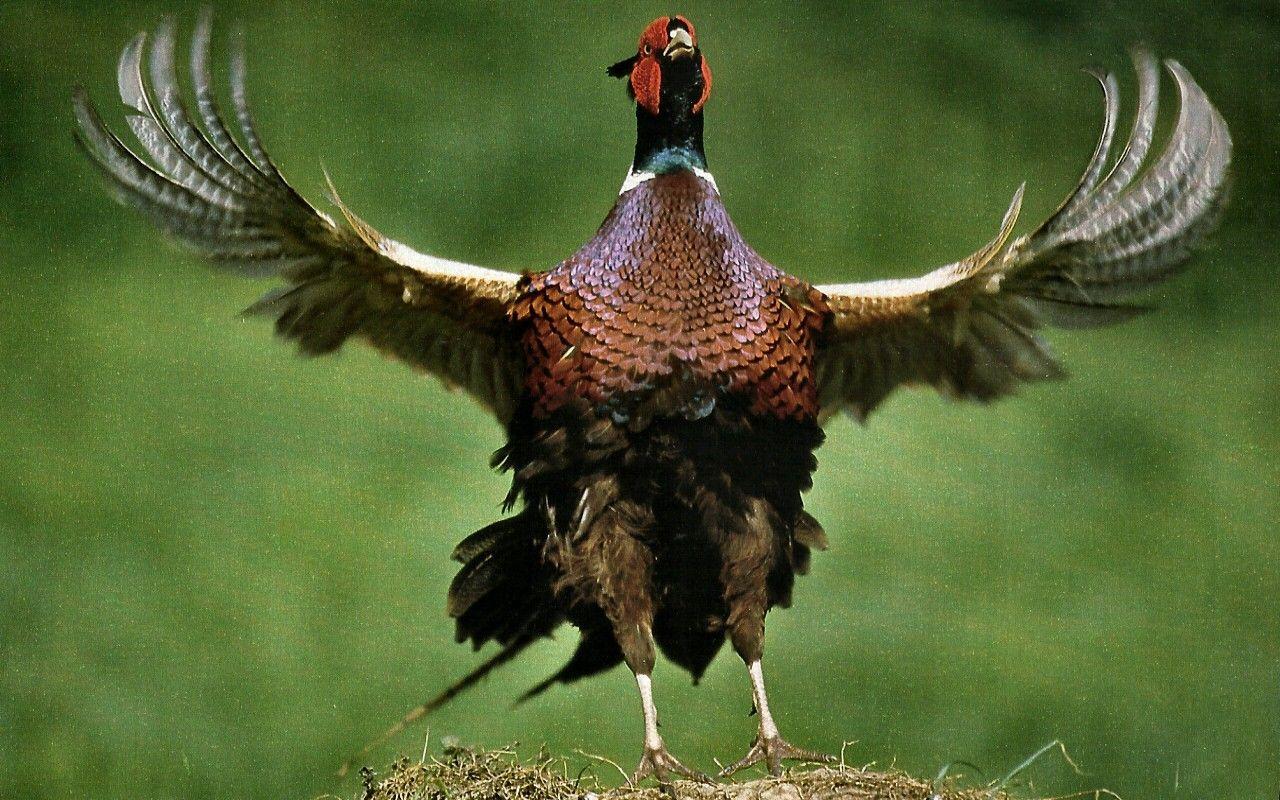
[719,734,836,778]
[631,744,712,785]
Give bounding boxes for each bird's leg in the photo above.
[560,509,705,785]
[630,669,706,784]
[719,658,835,777]
[716,499,834,777]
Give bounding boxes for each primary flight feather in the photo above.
[75,11,1230,784]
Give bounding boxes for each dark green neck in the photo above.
[632,58,707,173]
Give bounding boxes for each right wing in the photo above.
[73,13,526,421]
[814,50,1231,421]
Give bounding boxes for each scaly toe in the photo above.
[719,735,836,778]
[631,743,711,786]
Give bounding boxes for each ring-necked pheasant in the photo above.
[75,12,1231,784]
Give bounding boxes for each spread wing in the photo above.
[815,50,1231,422]
[73,13,525,421]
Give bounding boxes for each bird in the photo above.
[74,11,1231,784]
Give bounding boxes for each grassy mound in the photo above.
[354,746,1017,800]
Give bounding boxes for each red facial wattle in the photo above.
[694,57,712,114]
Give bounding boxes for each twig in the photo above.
[574,748,629,783]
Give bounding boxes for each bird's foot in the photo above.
[631,741,711,786]
[718,733,836,777]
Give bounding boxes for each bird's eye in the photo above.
[642,44,652,55]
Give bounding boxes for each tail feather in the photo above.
[338,508,565,776]
[450,516,525,564]
[337,635,536,778]
[450,507,559,650]
[515,626,623,706]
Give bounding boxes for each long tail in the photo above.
[336,635,536,777]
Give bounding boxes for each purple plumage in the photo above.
[515,170,828,423]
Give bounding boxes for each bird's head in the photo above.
[609,16,712,174]
[608,15,711,120]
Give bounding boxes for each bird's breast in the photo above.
[513,172,828,423]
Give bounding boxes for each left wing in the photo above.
[814,51,1231,422]
[73,13,527,421]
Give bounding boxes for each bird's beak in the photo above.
[663,28,695,60]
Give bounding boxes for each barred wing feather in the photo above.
[815,50,1231,422]
[73,13,525,421]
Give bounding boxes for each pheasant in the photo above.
[75,12,1231,784]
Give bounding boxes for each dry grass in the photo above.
[351,746,1020,800]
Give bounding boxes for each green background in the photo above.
[2,1,1276,798]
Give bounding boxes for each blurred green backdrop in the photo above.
[2,1,1277,798]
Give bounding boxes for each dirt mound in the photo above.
[356,746,1014,800]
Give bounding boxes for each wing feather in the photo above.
[1045,68,1120,229]
[76,15,525,421]
[816,51,1230,422]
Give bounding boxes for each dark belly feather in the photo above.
[449,396,826,692]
